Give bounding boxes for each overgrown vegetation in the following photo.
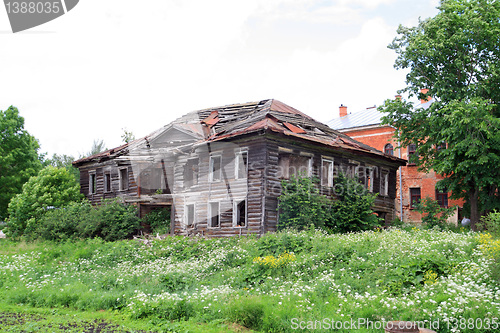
[0,228,497,332]
[22,199,141,242]
[414,197,455,229]
[6,166,83,238]
[278,174,381,233]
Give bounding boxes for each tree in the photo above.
[44,153,80,183]
[121,128,136,144]
[380,0,500,230]
[0,106,42,220]
[6,166,83,238]
[83,139,107,158]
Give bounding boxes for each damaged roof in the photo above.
[73,99,405,166]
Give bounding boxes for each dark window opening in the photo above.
[104,173,111,192]
[89,173,96,194]
[410,188,421,208]
[234,200,246,227]
[209,202,220,228]
[119,168,128,191]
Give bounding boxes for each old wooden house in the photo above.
[73,99,405,237]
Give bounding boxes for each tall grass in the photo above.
[0,228,498,332]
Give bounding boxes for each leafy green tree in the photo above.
[380,0,500,230]
[44,153,80,183]
[6,166,83,238]
[0,106,42,220]
[326,173,381,233]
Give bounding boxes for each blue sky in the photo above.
[0,0,439,157]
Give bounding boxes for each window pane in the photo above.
[210,156,221,182]
[186,204,194,226]
[384,144,394,156]
[209,202,220,227]
[235,200,246,227]
[410,188,421,208]
[237,152,248,179]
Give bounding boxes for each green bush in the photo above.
[278,173,381,233]
[478,210,500,237]
[277,175,330,231]
[24,199,140,242]
[6,166,83,238]
[142,208,170,235]
[83,199,140,242]
[414,197,455,229]
[326,173,381,233]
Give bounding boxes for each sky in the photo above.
[0,0,440,158]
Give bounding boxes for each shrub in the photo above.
[6,166,83,238]
[414,197,455,229]
[80,199,141,242]
[277,175,330,231]
[24,199,140,242]
[478,210,500,237]
[142,208,170,235]
[326,173,381,233]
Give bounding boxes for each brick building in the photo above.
[327,97,464,224]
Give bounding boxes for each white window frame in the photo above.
[209,155,222,182]
[119,167,128,191]
[89,172,96,194]
[235,150,248,180]
[207,201,220,228]
[232,198,247,227]
[321,158,334,187]
[185,203,195,227]
[381,169,389,197]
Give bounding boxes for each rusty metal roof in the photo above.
[74,99,406,166]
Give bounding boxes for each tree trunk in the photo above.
[469,188,479,231]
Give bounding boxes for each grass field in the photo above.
[0,228,499,332]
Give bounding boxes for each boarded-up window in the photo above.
[235,151,248,179]
[208,202,220,228]
[278,153,311,178]
[104,172,111,192]
[184,158,199,187]
[185,204,195,226]
[119,168,128,191]
[233,199,247,227]
[209,155,222,182]
[89,173,96,194]
[321,159,333,187]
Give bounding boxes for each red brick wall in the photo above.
[342,125,464,224]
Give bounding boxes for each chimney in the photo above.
[420,88,431,104]
[339,104,347,117]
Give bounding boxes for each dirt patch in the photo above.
[0,312,152,332]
